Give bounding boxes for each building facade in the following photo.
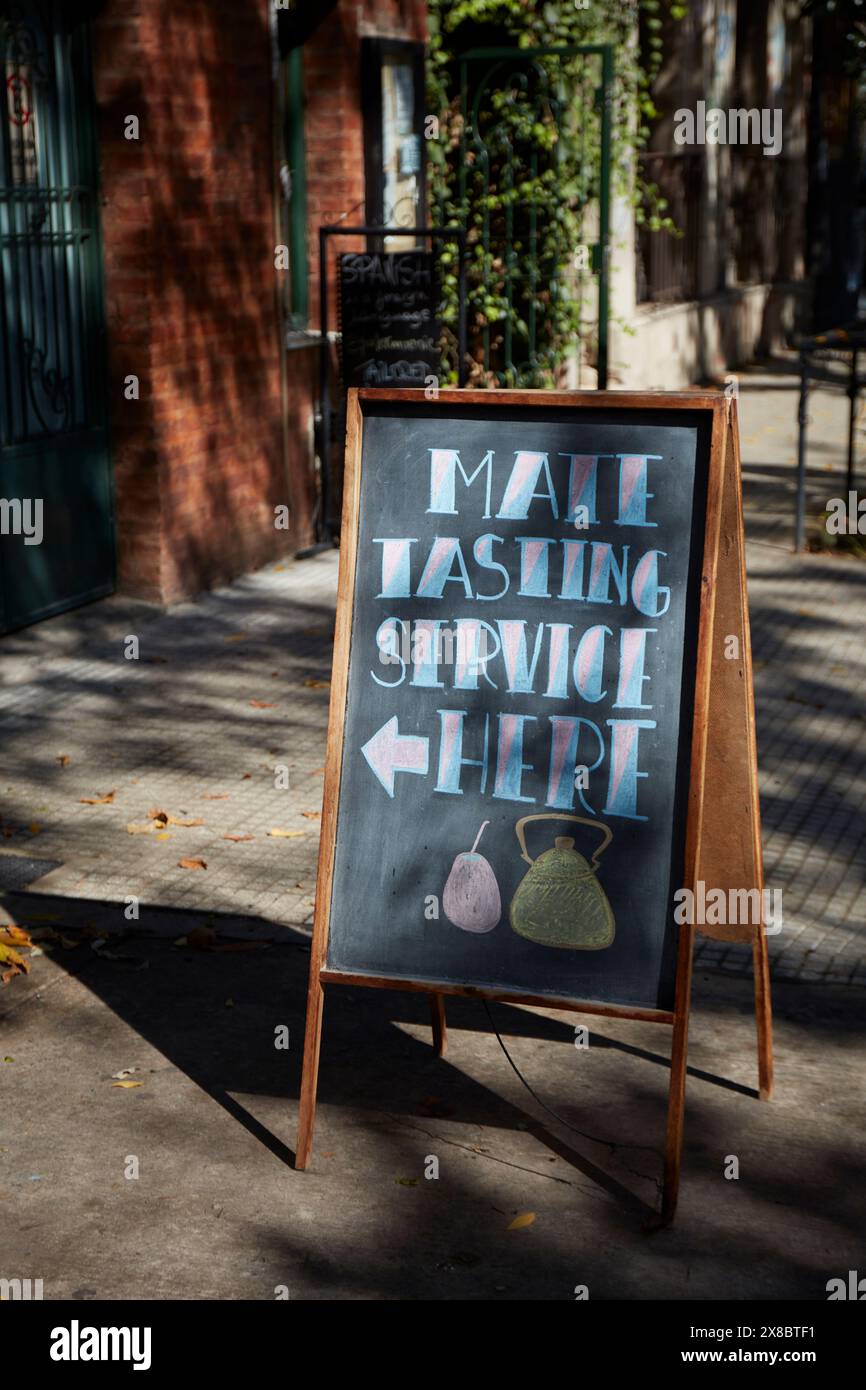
[611,0,812,389]
[0,0,426,630]
[1,1,854,630]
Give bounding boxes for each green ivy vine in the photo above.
[428,0,688,386]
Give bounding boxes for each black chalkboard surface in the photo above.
[338,250,441,389]
[324,394,712,1013]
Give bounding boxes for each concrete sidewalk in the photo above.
[1,913,864,1300]
[703,359,866,985]
[0,554,338,930]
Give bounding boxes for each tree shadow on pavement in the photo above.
[3,889,865,1298]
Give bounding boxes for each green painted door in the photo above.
[0,1,113,634]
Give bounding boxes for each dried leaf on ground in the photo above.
[79,791,116,805]
[0,942,30,981]
[111,1080,144,1089]
[415,1096,454,1119]
[57,755,70,767]
[268,828,306,838]
[79,926,110,941]
[178,857,207,871]
[301,811,321,821]
[223,834,254,842]
[149,809,204,827]
[186,927,216,949]
[302,678,329,689]
[178,926,268,955]
[506,1212,536,1231]
[0,925,32,949]
[201,792,230,801]
[111,1067,141,1080]
[93,944,144,965]
[250,700,275,709]
[126,822,153,835]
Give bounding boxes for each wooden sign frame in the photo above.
[296,388,772,1224]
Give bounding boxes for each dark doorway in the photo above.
[0,1,114,633]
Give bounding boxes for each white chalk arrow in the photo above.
[361,716,429,798]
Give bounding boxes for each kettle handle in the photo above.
[515,813,613,869]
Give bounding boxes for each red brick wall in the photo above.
[93,0,293,603]
[304,0,428,331]
[92,0,426,604]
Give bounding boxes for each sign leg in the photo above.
[661,925,695,1224]
[429,993,448,1056]
[697,403,774,1105]
[753,929,774,1100]
[296,982,325,1170]
[661,1011,690,1224]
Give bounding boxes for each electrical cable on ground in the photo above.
[482,998,661,1162]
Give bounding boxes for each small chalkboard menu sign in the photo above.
[297,389,772,1223]
[338,250,441,389]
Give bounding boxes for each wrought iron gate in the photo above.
[455,44,613,389]
[0,1,113,633]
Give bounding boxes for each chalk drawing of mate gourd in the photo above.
[509,814,616,950]
[442,821,501,933]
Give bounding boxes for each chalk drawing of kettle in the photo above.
[509,814,615,950]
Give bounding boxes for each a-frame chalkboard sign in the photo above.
[296,388,772,1223]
